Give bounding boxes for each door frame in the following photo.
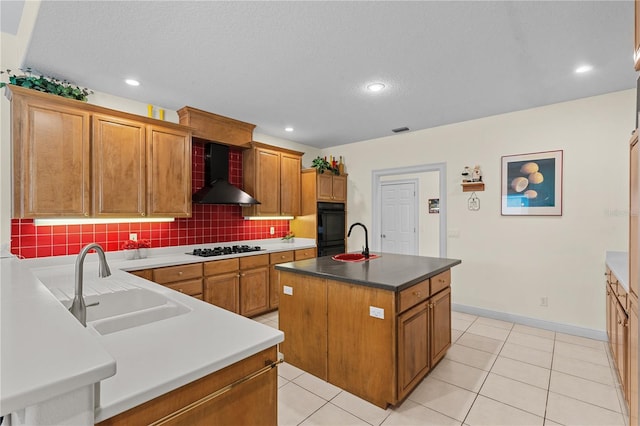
[372,163,447,257]
[379,178,419,255]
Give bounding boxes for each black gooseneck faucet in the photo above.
[347,222,370,259]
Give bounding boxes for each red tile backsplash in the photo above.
[10,143,291,259]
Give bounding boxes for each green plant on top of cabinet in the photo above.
[242,142,303,217]
[7,84,192,218]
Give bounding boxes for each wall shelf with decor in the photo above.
[461,182,485,192]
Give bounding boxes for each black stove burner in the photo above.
[188,245,263,257]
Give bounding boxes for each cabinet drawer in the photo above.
[240,253,269,269]
[398,280,430,313]
[153,263,202,284]
[165,278,203,296]
[204,258,239,276]
[431,270,451,295]
[295,248,316,260]
[270,251,294,264]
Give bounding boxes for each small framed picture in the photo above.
[428,198,440,214]
[501,150,563,216]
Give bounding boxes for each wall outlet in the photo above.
[369,306,385,319]
[270,227,275,235]
[283,286,293,296]
[129,233,137,241]
[540,297,548,307]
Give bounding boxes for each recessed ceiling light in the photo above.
[575,65,593,74]
[367,82,386,92]
[285,127,294,132]
[125,79,140,86]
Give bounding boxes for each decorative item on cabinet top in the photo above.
[311,156,345,175]
[1,68,93,101]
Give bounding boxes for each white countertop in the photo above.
[1,238,313,421]
[606,251,629,292]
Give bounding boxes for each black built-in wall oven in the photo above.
[317,202,346,257]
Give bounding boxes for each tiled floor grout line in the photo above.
[543,334,556,424]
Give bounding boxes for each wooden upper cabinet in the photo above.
[92,114,146,217]
[7,85,192,218]
[280,153,302,216]
[11,86,91,217]
[635,0,640,70]
[317,172,347,202]
[243,142,303,217]
[255,148,281,216]
[147,125,192,217]
[177,106,255,147]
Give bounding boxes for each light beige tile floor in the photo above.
[252,310,629,426]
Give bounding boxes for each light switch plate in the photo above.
[129,233,137,241]
[369,306,384,319]
[283,285,293,296]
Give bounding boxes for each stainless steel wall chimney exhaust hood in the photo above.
[192,143,260,206]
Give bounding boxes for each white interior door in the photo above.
[380,180,418,255]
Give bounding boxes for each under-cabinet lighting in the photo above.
[285,127,294,132]
[125,79,140,86]
[34,218,175,226]
[243,216,294,221]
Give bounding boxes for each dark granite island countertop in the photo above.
[275,252,462,292]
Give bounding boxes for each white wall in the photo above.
[0,0,40,250]
[322,90,634,331]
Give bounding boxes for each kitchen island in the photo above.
[275,253,461,408]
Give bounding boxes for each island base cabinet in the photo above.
[430,287,452,365]
[96,346,278,426]
[397,301,430,401]
[327,281,396,408]
[278,272,328,380]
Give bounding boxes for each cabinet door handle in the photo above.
[240,273,246,277]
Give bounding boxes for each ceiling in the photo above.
[7,1,638,148]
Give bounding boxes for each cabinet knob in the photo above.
[178,271,183,276]
[84,212,89,217]
[240,273,246,277]
[413,291,422,298]
[281,255,286,259]
[141,212,146,217]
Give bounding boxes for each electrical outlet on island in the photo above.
[129,233,137,241]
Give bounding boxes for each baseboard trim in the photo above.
[452,303,607,342]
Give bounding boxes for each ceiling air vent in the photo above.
[392,127,410,133]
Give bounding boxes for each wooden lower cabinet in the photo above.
[152,263,203,299]
[430,287,452,364]
[397,301,429,400]
[204,258,240,314]
[239,255,270,317]
[279,269,452,408]
[97,346,278,426]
